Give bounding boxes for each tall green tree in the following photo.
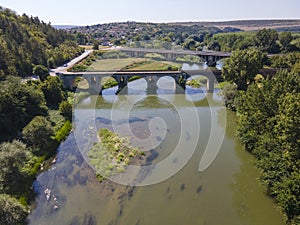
[40,76,65,108]
[279,32,293,53]
[255,29,280,53]
[0,141,33,195]
[22,116,54,151]
[59,100,73,121]
[0,194,28,225]
[222,48,265,90]
[33,65,49,81]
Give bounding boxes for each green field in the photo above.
[87,57,180,71]
[87,58,145,71]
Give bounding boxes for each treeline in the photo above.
[0,7,83,79]
[206,29,300,53]
[221,49,300,224]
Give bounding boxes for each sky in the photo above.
[1,0,300,25]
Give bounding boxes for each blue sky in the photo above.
[1,0,299,25]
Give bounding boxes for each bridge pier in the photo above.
[145,76,158,95]
[86,76,102,94]
[207,77,215,93]
[174,74,188,91]
[114,76,129,95]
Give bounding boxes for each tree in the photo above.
[207,40,221,51]
[182,38,196,50]
[0,76,47,138]
[0,194,28,225]
[92,41,99,50]
[22,116,54,151]
[219,82,238,110]
[222,48,265,90]
[33,65,49,81]
[59,100,73,121]
[40,76,65,108]
[279,32,293,53]
[0,141,33,195]
[255,29,280,53]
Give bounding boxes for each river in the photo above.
[28,77,284,225]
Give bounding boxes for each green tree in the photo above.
[207,40,221,51]
[59,100,73,121]
[279,32,293,53]
[0,141,33,195]
[182,38,196,50]
[40,76,65,108]
[0,77,47,138]
[219,82,238,110]
[0,194,28,225]
[33,65,49,81]
[255,29,280,53]
[222,48,265,90]
[93,41,99,50]
[22,116,54,151]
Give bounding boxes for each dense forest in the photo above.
[0,7,83,79]
[0,7,75,224]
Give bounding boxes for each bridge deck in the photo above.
[56,69,224,77]
[121,47,232,57]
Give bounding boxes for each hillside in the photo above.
[0,7,83,79]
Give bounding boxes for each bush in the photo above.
[219,82,238,110]
[55,120,72,142]
[59,100,73,121]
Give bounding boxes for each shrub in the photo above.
[55,121,72,142]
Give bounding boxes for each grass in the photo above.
[88,128,141,182]
[101,77,118,89]
[87,58,146,71]
[79,45,93,50]
[75,77,89,89]
[88,58,180,71]
[124,60,179,71]
[186,77,208,88]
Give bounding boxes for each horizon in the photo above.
[1,0,299,26]
[52,18,300,27]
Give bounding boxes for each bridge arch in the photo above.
[156,76,177,94]
[127,77,147,93]
[73,76,90,90]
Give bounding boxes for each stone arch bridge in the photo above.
[121,48,231,67]
[58,69,223,95]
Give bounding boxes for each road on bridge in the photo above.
[50,50,94,76]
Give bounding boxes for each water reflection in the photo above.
[28,79,284,225]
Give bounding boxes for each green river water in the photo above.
[28,78,284,225]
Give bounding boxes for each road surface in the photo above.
[50,50,93,76]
